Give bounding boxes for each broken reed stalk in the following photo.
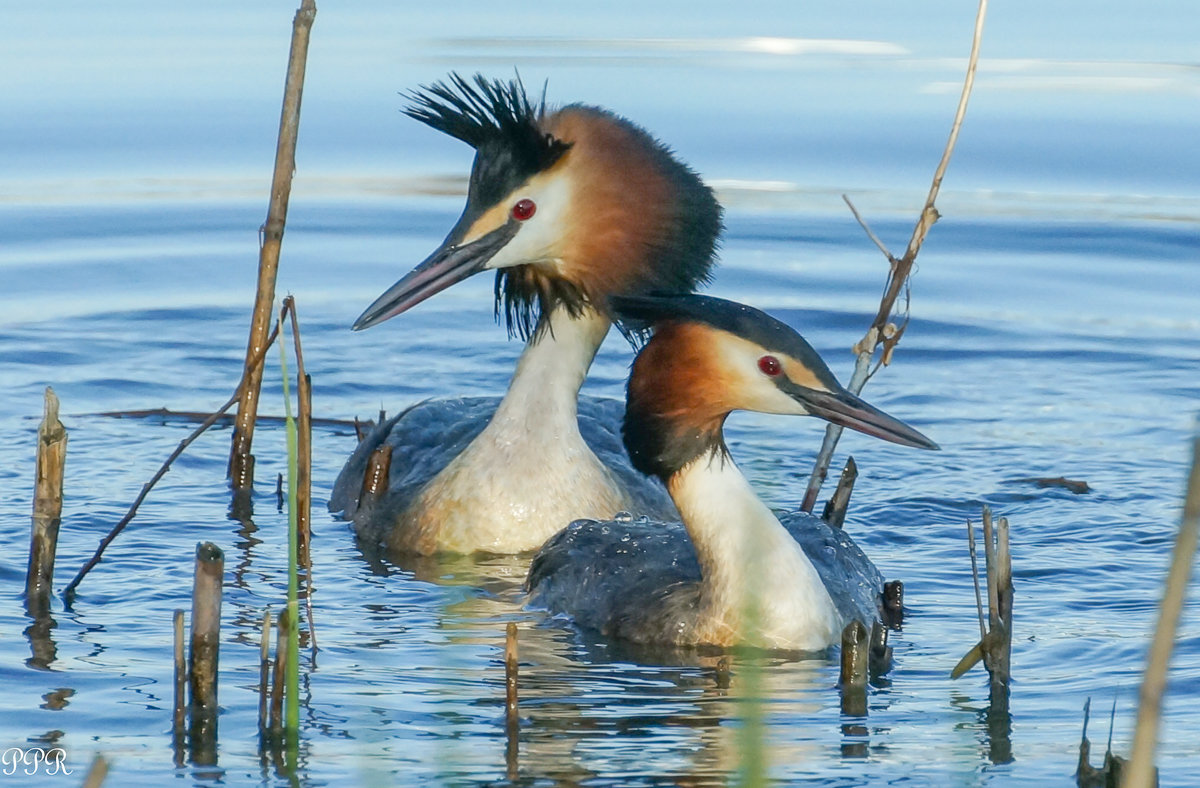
[839,619,869,717]
[985,507,1012,690]
[280,331,301,732]
[1076,696,1136,788]
[189,542,224,714]
[173,609,186,742]
[284,296,317,653]
[258,609,272,733]
[800,0,989,512]
[63,321,283,600]
[27,387,67,609]
[951,506,1012,688]
[1128,430,1200,788]
[229,0,317,492]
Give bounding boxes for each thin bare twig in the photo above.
[842,195,893,262]
[801,0,988,513]
[63,321,282,601]
[91,408,359,430]
[967,518,986,640]
[1128,429,1200,787]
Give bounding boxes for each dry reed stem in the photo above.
[64,322,283,600]
[229,0,317,491]
[27,387,67,605]
[800,0,988,512]
[1128,431,1200,787]
[189,542,224,713]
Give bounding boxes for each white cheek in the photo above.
[485,177,572,270]
[748,378,812,417]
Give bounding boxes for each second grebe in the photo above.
[330,74,722,555]
[527,294,938,651]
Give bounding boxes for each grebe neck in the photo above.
[667,451,841,649]
[492,305,610,423]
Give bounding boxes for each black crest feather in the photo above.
[404,73,571,208]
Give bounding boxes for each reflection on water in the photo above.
[1,1,1199,785]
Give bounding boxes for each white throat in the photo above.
[408,305,632,553]
[668,451,841,650]
[492,305,610,425]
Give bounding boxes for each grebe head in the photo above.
[353,73,722,338]
[613,294,939,481]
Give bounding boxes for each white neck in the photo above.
[414,305,630,553]
[668,452,841,650]
[492,305,610,425]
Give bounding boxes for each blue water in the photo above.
[2,2,1199,785]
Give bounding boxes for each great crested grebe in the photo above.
[527,294,938,651]
[330,74,722,555]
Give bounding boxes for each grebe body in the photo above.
[528,294,938,650]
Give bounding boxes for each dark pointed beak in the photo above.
[783,381,939,450]
[353,219,520,331]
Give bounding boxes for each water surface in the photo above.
[1,2,1198,785]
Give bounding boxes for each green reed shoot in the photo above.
[279,332,300,735]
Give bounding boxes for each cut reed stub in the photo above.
[869,620,892,677]
[882,580,904,629]
[839,619,869,717]
[27,387,67,608]
[951,507,1013,690]
[822,456,857,529]
[189,542,224,712]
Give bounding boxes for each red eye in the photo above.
[511,198,536,221]
[758,355,782,376]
